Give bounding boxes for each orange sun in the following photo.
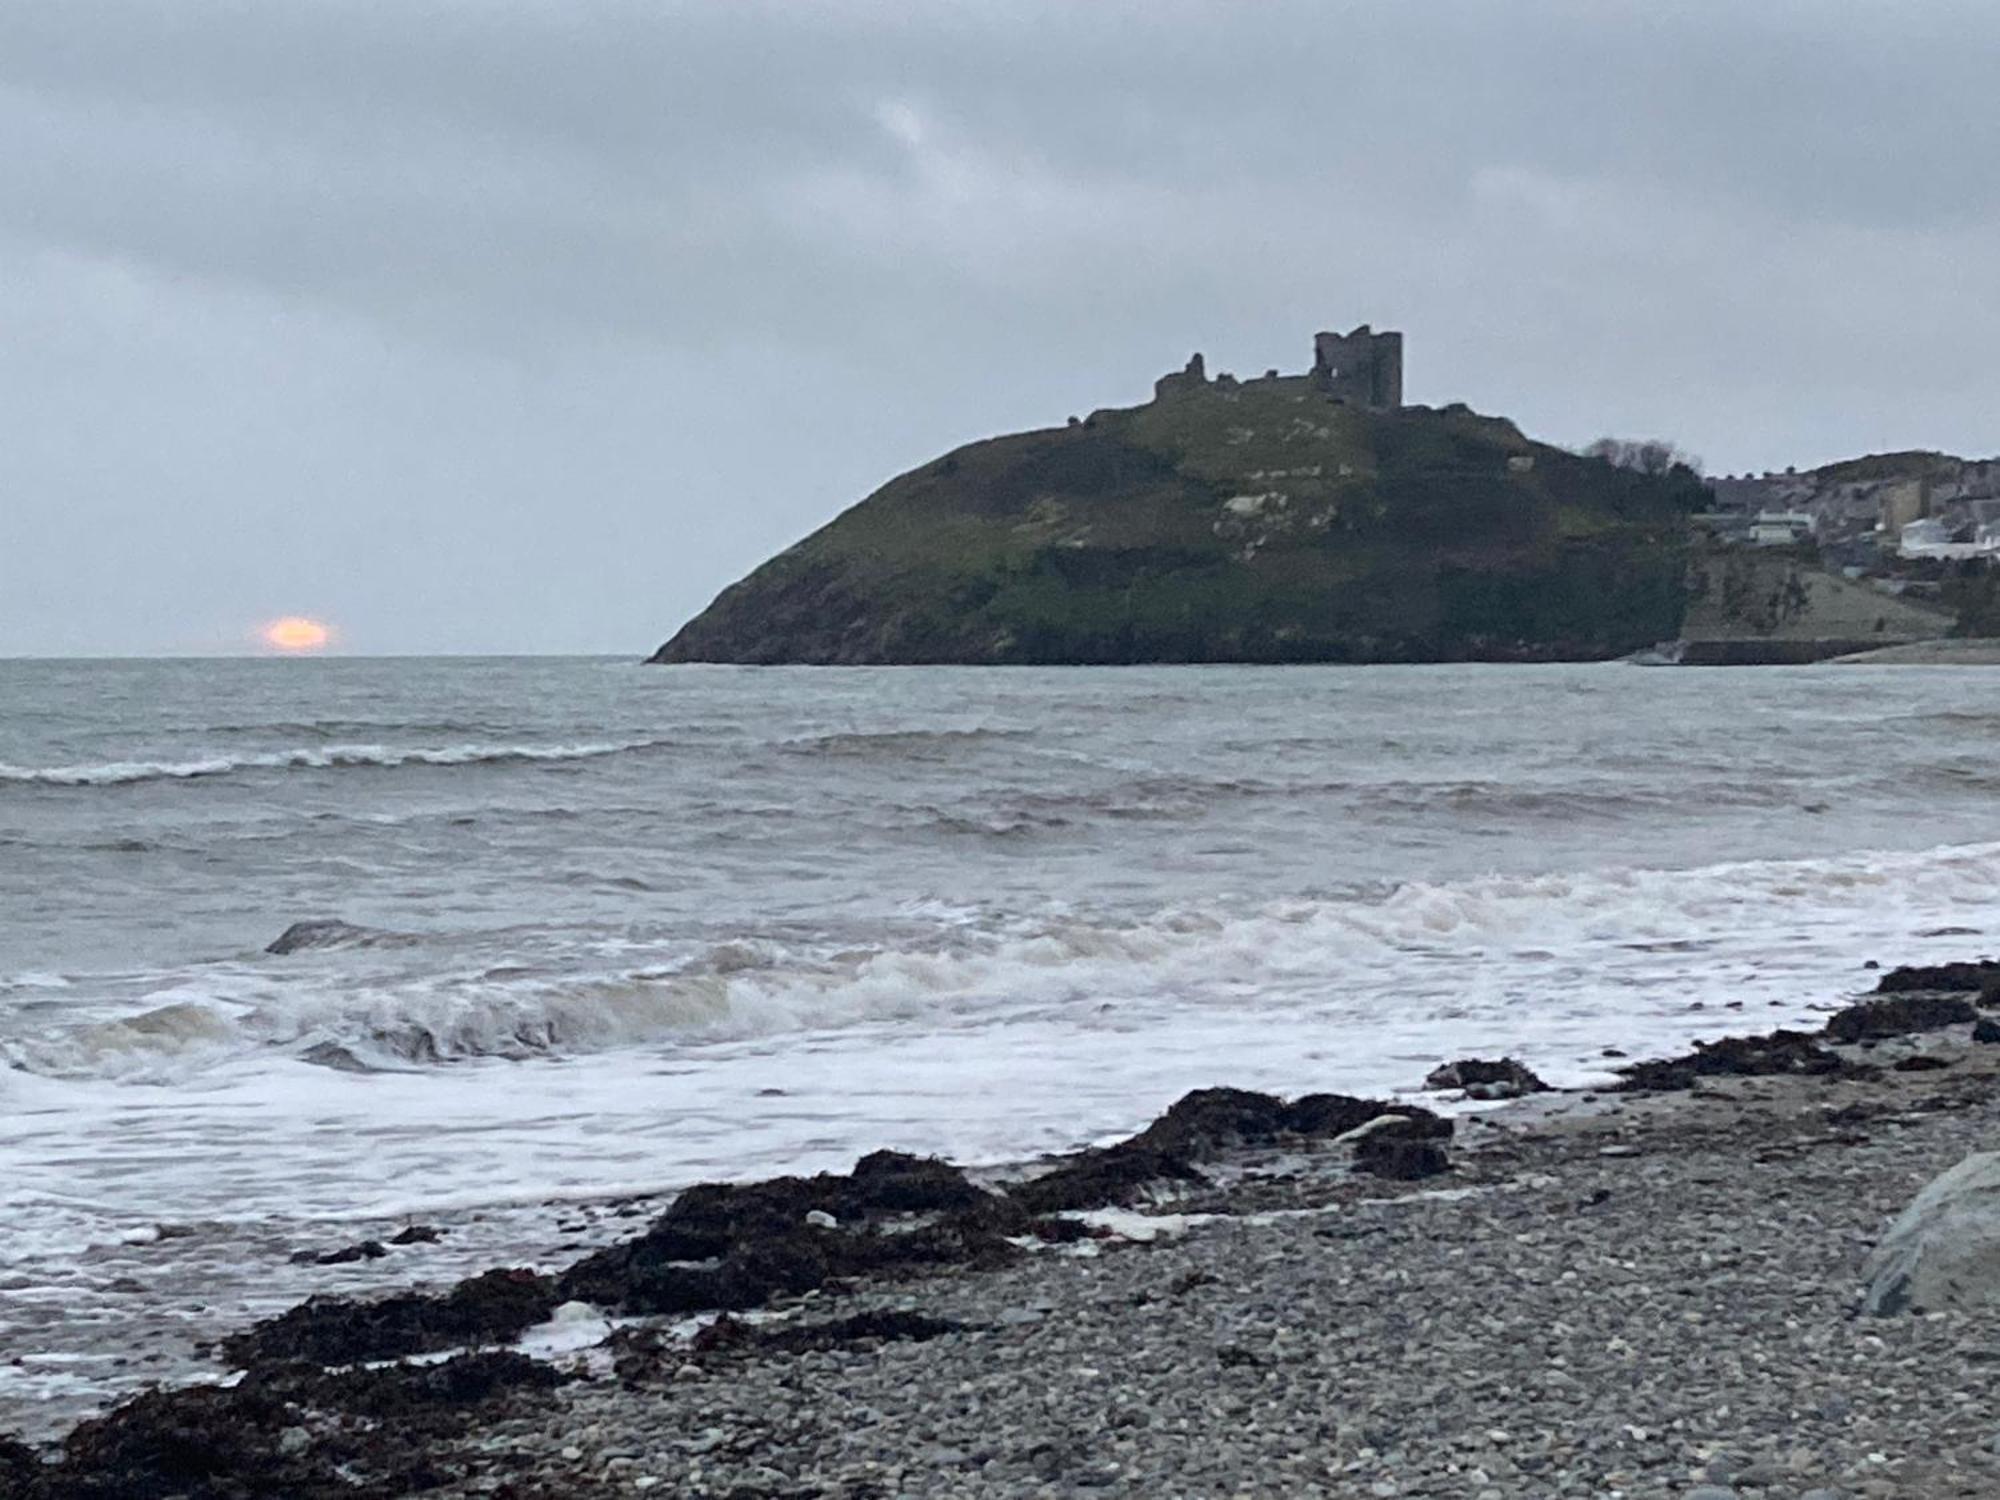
[262,616,332,652]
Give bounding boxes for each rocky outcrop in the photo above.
[1863,1152,2000,1315]
[265,919,376,954]
[264,919,416,955]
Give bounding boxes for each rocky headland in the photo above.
[651,336,1707,666]
[15,962,2000,1497]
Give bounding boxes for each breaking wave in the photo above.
[0,739,673,788]
[13,839,1999,1081]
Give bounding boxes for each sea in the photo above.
[4,656,1999,1431]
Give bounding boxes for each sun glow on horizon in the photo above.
[262,616,333,652]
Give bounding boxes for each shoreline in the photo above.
[12,973,2000,1497]
[1828,638,2000,665]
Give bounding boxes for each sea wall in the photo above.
[1679,638,1894,666]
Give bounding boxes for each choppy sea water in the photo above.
[4,656,1998,1430]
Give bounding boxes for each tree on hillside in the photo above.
[1582,437,1704,477]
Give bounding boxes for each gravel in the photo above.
[395,1030,2000,1499]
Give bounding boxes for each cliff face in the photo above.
[651,378,1707,665]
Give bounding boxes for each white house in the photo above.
[1749,510,1815,546]
[1898,518,1980,559]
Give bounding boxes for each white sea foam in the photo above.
[0,738,669,787]
[12,839,1997,1081]
[2,836,1994,1434]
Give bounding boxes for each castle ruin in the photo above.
[1312,325,1403,409]
[1153,326,1404,409]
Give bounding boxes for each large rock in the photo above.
[1862,1152,2000,1315]
[265,918,376,955]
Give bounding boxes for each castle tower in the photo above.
[1153,352,1208,401]
[1311,325,1403,409]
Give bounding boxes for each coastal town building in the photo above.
[1703,454,2000,559]
[1749,510,1815,547]
[1898,516,2000,560]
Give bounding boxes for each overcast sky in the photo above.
[3,1,1996,656]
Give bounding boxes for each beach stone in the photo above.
[1862,1151,2000,1314]
[1684,1488,1737,1500]
[1973,1018,2000,1045]
[1891,1054,1951,1072]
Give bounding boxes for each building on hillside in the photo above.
[1749,510,1816,546]
[1897,518,1980,559]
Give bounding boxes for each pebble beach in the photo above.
[15,984,2000,1500]
[445,1033,2000,1500]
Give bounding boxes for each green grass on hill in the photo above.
[654,380,1707,665]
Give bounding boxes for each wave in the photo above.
[1900,761,2000,795]
[12,839,1999,1081]
[0,739,673,788]
[778,727,1030,759]
[924,774,1786,833]
[1894,710,2000,731]
[200,718,519,739]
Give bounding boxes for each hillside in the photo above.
[650,367,1709,665]
[1679,547,1956,665]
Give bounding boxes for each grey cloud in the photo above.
[8,2,1996,347]
[1,1,1996,654]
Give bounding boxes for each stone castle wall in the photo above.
[1311,326,1403,409]
[1152,327,1405,410]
